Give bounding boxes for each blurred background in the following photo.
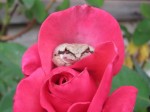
[0,0,150,112]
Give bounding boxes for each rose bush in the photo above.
[13,5,137,112]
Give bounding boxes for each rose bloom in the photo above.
[13,5,137,112]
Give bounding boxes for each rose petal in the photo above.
[87,63,113,112]
[38,5,124,75]
[102,86,138,112]
[40,67,97,112]
[22,44,41,76]
[40,81,57,112]
[41,81,71,112]
[13,68,46,112]
[67,102,90,112]
[40,67,78,112]
[50,67,97,102]
[71,42,118,82]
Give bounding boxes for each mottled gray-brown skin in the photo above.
[52,43,94,66]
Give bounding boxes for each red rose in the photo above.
[14,5,137,112]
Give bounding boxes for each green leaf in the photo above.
[0,3,4,9]
[144,60,150,70]
[0,43,26,111]
[24,0,47,23]
[0,87,15,112]
[0,42,26,66]
[120,24,132,40]
[133,20,150,46]
[86,0,104,7]
[0,42,26,99]
[25,9,34,20]
[7,0,15,7]
[112,66,150,112]
[56,0,70,11]
[33,0,47,23]
[21,0,35,9]
[132,57,150,89]
[141,3,150,19]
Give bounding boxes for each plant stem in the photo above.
[46,0,56,11]
[141,60,147,69]
[0,2,18,37]
[0,3,10,36]
[9,3,19,18]
[0,19,36,41]
[0,0,57,41]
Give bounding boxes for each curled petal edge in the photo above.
[67,102,90,112]
[71,42,119,82]
[22,44,41,76]
[102,86,138,112]
[13,68,46,112]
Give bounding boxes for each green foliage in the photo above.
[141,3,150,19]
[24,0,48,23]
[21,0,35,9]
[132,3,150,45]
[56,0,70,11]
[0,3,4,9]
[120,4,150,111]
[121,3,150,46]
[0,87,15,112]
[144,60,150,72]
[133,20,150,46]
[86,0,104,7]
[112,66,150,112]
[7,0,15,7]
[0,42,26,102]
[120,24,131,41]
[25,9,34,20]
[33,0,47,23]
[0,0,48,36]
[132,57,150,89]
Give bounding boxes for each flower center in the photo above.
[51,72,73,85]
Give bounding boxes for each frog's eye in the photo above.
[85,48,90,53]
[64,48,70,54]
[90,50,94,53]
[58,51,64,54]
[83,47,94,54]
